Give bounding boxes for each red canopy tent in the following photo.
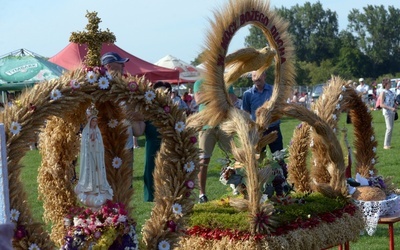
[49,43,179,83]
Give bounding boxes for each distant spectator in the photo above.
[396,80,400,95]
[290,90,299,103]
[171,90,189,111]
[356,78,369,103]
[379,78,397,149]
[182,92,193,107]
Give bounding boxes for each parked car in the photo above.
[311,84,325,101]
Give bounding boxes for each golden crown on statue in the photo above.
[86,105,99,119]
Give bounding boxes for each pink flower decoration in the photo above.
[128,81,138,92]
[163,105,171,113]
[190,136,197,144]
[93,66,101,74]
[185,180,195,189]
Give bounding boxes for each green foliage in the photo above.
[274,193,347,223]
[188,193,347,231]
[189,201,250,231]
[240,3,400,84]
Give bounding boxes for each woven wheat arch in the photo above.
[287,79,378,194]
[3,68,199,249]
[183,0,365,248]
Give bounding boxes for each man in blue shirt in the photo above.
[242,71,283,160]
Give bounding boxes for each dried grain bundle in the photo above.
[277,103,347,198]
[287,121,312,193]
[311,78,345,183]
[196,0,296,128]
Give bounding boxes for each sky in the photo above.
[1,0,399,65]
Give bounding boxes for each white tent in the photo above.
[155,55,201,83]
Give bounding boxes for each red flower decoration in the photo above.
[190,136,197,144]
[163,105,171,113]
[29,103,36,112]
[128,81,138,92]
[99,66,107,76]
[14,225,27,240]
[167,220,177,232]
[85,66,93,72]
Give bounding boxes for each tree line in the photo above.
[193,2,400,87]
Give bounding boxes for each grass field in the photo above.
[20,110,400,249]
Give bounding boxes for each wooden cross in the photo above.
[70,11,116,67]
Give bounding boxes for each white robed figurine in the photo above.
[74,106,113,208]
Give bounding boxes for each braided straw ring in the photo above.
[3,67,199,249]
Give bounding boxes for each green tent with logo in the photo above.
[0,49,65,91]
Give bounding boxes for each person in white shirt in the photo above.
[356,78,369,103]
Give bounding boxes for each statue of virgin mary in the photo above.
[74,106,113,208]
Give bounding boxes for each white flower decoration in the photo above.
[371,158,376,165]
[369,170,375,176]
[28,243,40,250]
[70,80,80,89]
[172,203,182,215]
[144,90,156,103]
[112,157,122,169]
[98,76,110,89]
[370,135,375,141]
[64,218,71,226]
[332,114,337,121]
[260,194,268,203]
[338,94,343,101]
[175,121,185,133]
[10,208,20,221]
[183,161,195,173]
[86,71,98,84]
[372,146,377,153]
[310,139,314,148]
[50,89,62,100]
[158,240,170,250]
[108,119,118,128]
[117,215,127,223]
[10,122,21,135]
[335,103,340,110]
[333,128,336,133]
[341,86,346,91]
